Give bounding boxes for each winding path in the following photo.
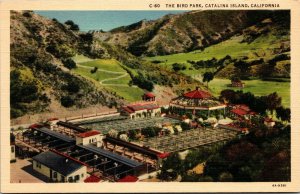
[77,64,131,87]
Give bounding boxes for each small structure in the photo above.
[231,80,245,88]
[121,102,161,119]
[75,130,104,147]
[169,87,226,116]
[10,133,16,162]
[230,104,256,120]
[32,150,87,183]
[142,92,156,101]
[264,117,275,128]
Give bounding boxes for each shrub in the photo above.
[62,58,76,69]
[90,67,98,74]
[60,96,74,107]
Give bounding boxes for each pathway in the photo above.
[76,64,134,87]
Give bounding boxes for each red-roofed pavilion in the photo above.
[169,87,226,116]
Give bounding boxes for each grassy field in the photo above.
[79,59,125,72]
[73,66,121,82]
[102,74,131,84]
[145,33,286,66]
[209,78,290,107]
[72,56,144,102]
[107,86,144,102]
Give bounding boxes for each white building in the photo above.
[75,130,104,147]
[121,102,161,119]
[32,150,87,183]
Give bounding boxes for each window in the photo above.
[81,173,84,178]
[61,175,65,182]
[35,162,41,168]
[75,175,80,181]
[11,146,14,153]
[53,172,57,178]
[68,177,73,183]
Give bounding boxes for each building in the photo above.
[229,104,256,120]
[32,150,87,183]
[121,102,161,119]
[10,133,16,162]
[231,80,245,88]
[169,87,226,116]
[75,130,104,147]
[142,92,156,101]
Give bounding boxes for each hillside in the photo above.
[93,10,289,57]
[10,10,200,120]
[10,11,123,119]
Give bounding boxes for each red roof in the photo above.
[84,175,101,183]
[183,89,211,99]
[231,108,248,116]
[77,130,100,138]
[157,152,170,159]
[47,118,59,121]
[29,124,43,129]
[144,92,155,98]
[117,175,138,182]
[122,106,134,113]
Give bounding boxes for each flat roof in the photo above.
[34,127,75,143]
[78,144,143,168]
[32,151,84,176]
[77,117,180,134]
[77,130,100,138]
[57,121,87,133]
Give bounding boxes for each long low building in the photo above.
[121,101,161,119]
[32,150,88,183]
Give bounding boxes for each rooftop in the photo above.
[143,92,155,98]
[78,144,143,168]
[33,127,75,143]
[183,88,212,99]
[124,102,160,112]
[77,130,100,138]
[32,151,85,176]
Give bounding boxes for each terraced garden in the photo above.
[72,55,144,102]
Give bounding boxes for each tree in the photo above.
[62,58,76,69]
[264,92,282,115]
[276,106,291,122]
[234,60,250,79]
[202,72,214,88]
[65,20,79,31]
[60,96,74,107]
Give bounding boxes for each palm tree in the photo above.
[202,72,214,88]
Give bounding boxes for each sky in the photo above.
[35,11,186,32]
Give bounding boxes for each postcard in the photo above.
[1,0,300,193]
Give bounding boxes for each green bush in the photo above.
[60,96,74,107]
[62,58,76,69]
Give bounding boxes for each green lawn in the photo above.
[107,86,145,102]
[79,59,126,72]
[72,66,121,82]
[71,57,144,102]
[146,34,286,66]
[102,74,131,84]
[209,78,290,107]
[72,54,95,63]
